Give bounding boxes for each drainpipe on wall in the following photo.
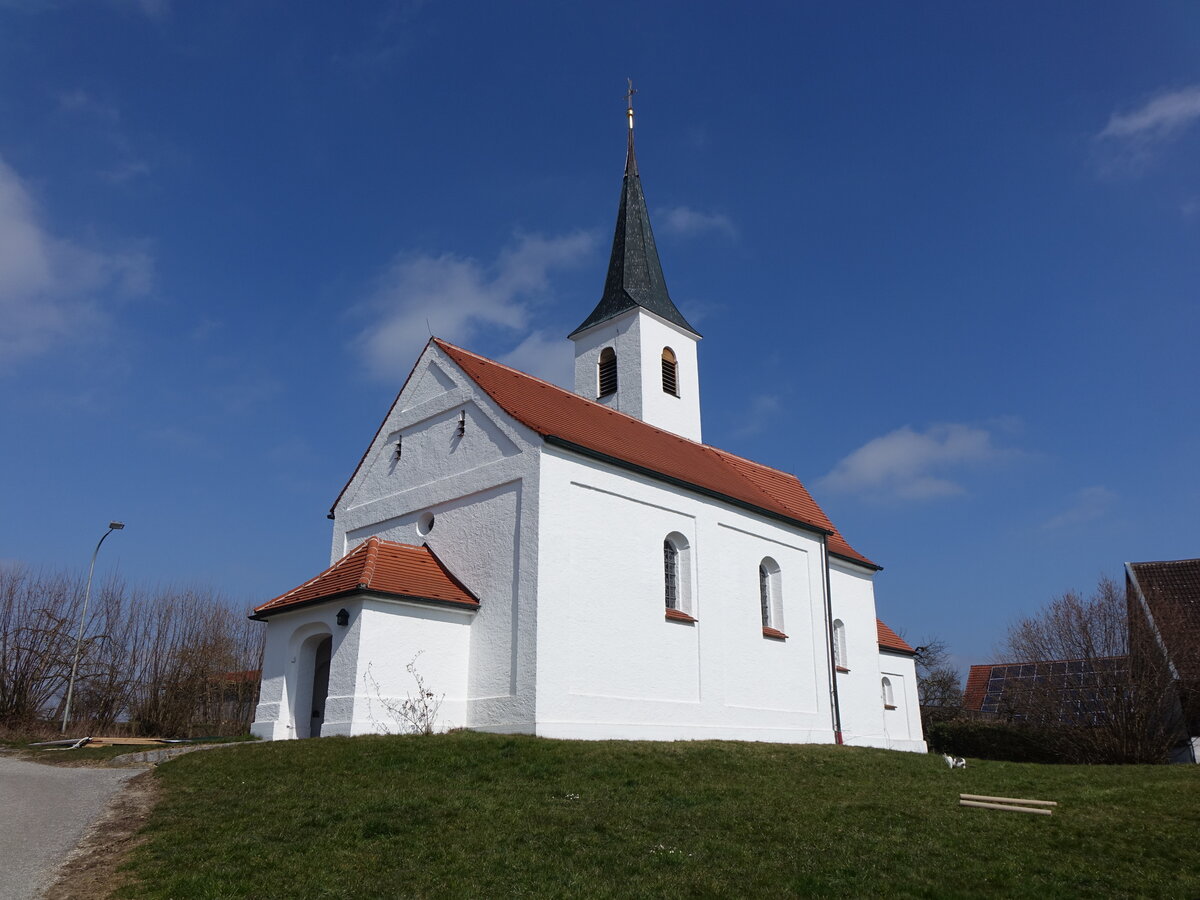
[821,537,844,745]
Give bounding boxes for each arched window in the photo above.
[598,347,617,398]
[663,532,693,620]
[759,557,782,632]
[881,677,896,709]
[661,347,678,396]
[833,619,847,670]
[664,539,679,610]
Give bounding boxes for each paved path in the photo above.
[0,755,140,900]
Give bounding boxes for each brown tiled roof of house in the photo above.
[252,538,479,619]
[432,339,877,569]
[1128,558,1200,682]
[962,664,993,711]
[876,619,915,654]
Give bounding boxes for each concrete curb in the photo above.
[106,742,251,767]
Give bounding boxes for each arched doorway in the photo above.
[292,631,333,739]
[310,636,332,737]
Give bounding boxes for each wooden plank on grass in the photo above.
[960,793,1057,807]
[960,799,1053,815]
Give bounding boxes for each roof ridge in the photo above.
[968,655,1130,668]
[708,445,801,480]
[359,535,381,589]
[434,340,875,567]
[436,338,790,460]
[259,540,369,610]
[1129,558,1200,567]
[704,445,820,523]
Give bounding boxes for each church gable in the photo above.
[333,342,536,518]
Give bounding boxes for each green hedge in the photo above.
[926,718,1072,764]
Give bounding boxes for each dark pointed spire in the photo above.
[569,83,700,339]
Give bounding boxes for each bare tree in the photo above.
[912,637,964,709]
[0,566,80,729]
[1001,575,1182,764]
[1,561,265,738]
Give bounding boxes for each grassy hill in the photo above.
[119,732,1199,898]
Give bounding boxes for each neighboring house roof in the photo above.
[252,538,480,619]
[961,657,1128,718]
[962,664,991,711]
[877,620,915,655]
[568,118,698,339]
[1127,558,1200,683]
[432,339,877,569]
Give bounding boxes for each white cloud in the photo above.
[658,206,736,240]
[1099,85,1200,142]
[352,231,595,380]
[0,155,152,369]
[499,329,575,389]
[818,423,1012,501]
[1041,486,1116,530]
[1095,85,1200,173]
[733,393,783,438]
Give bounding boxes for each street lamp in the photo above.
[61,521,125,734]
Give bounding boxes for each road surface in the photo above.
[0,754,139,900]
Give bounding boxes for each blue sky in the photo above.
[1,1,1197,675]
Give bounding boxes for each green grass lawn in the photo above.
[119,732,1199,898]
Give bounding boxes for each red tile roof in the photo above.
[962,664,992,710]
[876,619,915,654]
[430,339,877,568]
[252,538,479,619]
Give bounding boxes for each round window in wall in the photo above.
[417,511,435,536]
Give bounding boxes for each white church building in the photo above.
[250,101,927,753]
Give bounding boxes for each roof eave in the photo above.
[250,587,480,621]
[568,302,702,341]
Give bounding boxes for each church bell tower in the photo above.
[568,85,703,443]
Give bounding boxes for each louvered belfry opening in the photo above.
[598,347,618,397]
[664,539,679,609]
[661,347,678,396]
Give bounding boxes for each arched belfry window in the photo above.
[598,347,617,398]
[663,532,693,619]
[661,347,678,396]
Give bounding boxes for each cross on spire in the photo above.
[626,78,636,130]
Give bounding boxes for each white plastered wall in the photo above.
[326,343,543,735]
[251,600,363,740]
[534,445,839,742]
[829,559,928,752]
[878,651,925,753]
[349,597,473,734]
[570,309,702,442]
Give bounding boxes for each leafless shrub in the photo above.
[0,561,264,738]
[0,565,81,727]
[1001,575,1183,763]
[364,653,444,735]
[913,636,964,708]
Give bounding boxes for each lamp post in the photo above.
[61,521,125,735]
